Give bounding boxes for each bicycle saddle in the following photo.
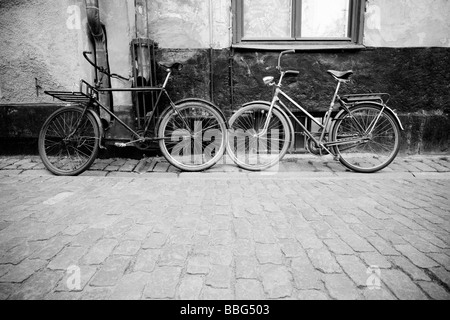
[158,62,184,71]
[327,70,354,81]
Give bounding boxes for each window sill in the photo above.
[232,43,366,51]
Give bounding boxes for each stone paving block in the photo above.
[389,256,431,282]
[360,252,392,269]
[394,244,440,269]
[307,248,342,274]
[122,225,151,241]
[47,247,87,271]
[0,242,41,265]
[142,233,168,249]
[235,279,265,300]
[89,256,131,287]
[376,230,408,246]
[366,236,400,256]
[206,265,232,289]
[324,238,354,255]
[428,267,450,288]
[9,270,63,300]
[426,253,450,271]
[201,287,234,300]
[382,269,428,300]
[253,227,277,244]
[113,240,141,256]
[159,245,190,267]
[82,239,118,265]
[177,275,204,300]
[255,244,283,265]
[187,256,211,275]
[297,290,330,300]
[279,239,305,258]
[336,255,369,288]
[144,267,182,299]
[402,234,442,254]
[311,221,336,239]
[208,246,233,266]
[259,264,293,299]
[338,232,376,253]
[133,250,159,273]
[323,274,362,300]
[71,228,104,247]
[291,256,323,290]
[0,259,47,283]
[417,281,450,300]
[295,230,324,250]
[30,236,73,261]
[235,256,259,279]
[109,272,151,300]
[233,239,255,257]
[362,288,397,300]
[81,287,113,300]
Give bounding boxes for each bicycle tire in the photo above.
[227,103,291,171]
[158,101,227,171]
[331,104,400,173]
[38,106,100,176]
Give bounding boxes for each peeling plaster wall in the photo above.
[0,0,134,106]
[0,0,90,103]
[364,0,450,47]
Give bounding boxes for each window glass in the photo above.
[301,0,350,38]
[243,0,292,39]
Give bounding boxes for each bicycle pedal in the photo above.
[115,143,128,148]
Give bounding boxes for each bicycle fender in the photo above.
[86,109,105,146]
[240,101,296,152]
[174,98,229,129]
[335,101,404,131]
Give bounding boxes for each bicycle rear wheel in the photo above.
[38,107,100,176]
[158,102,227,171]
[331,104,400,173]
[227,104,291,171]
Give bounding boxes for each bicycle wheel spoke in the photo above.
[39,107,99,176]
[333,105,399,173]
[158,103,226,171]
[228,105,290,171]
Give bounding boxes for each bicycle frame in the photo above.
[81,69,190,146]
[259,70,390,156]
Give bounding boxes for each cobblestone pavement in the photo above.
[0,154,449,300]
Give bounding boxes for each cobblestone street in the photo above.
[0,155,449,300]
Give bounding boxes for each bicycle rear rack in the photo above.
[341,93,391,104]
[45,80,99,106]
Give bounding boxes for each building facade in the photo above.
[1,0,449,153]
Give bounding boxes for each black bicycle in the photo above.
[39,52,227,176]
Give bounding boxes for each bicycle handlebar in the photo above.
[83,51,129,81]
[277,49,296,71]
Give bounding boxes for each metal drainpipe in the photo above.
[209,0,215,103]
[85,0,113,118]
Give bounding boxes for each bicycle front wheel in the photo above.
[331,104,400,173]
[227,104,291,171]
[38,107,100,176]
[158,102,227,171]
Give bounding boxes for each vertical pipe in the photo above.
[209,0,214,103]
[85,0,113,118]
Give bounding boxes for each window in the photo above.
[233,0,365,49]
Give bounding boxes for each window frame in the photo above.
[232,0,366,50]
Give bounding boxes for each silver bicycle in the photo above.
[227,50,404,173]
